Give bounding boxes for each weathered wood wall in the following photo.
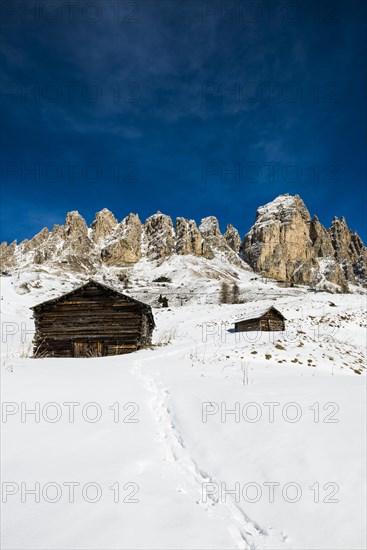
[235,309,285,332]
[33,282,154,358]
[235,319,261,332]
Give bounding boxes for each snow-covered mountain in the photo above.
[1,194,366,291]
[241,195,367,287]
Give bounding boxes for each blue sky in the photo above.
[1,0,366,243]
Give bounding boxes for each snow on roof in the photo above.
[235,305,285,323]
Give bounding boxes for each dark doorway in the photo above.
[73,342,104,358]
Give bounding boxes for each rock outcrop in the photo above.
[175,218,208,257]
[309,215,334,258]
[329,216,367,283]
[2,209,234,271]
[101,213,142,265]
[224,224,241,253]
[91,209,118,243]
[144,212,176,261]
[1,195,365,290]
[61,211,93,256]
[199,216,244,265]
[241,194,367,287]
[0,240,17,270]
[24,227,50,254]
[241,195,317,284]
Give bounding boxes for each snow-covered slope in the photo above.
[1,270,366,550]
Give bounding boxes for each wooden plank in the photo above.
[32,281,154,357]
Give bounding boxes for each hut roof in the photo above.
[235,305,286,323]
[31,279,155,327]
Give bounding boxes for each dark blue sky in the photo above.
[1,0,366,243]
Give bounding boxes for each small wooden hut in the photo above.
[234,306,285,332]
[31,279,155,358]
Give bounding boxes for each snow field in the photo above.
[1,270,366,549]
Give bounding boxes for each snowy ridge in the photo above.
[1,193,366,289]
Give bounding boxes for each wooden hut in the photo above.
[31,279,155,358]
[234,306,285,332]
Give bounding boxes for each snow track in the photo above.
[132,352,288,550]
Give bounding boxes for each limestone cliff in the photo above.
[241,194,367,287]
[1,195,365,290]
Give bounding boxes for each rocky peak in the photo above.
[64,211,89,237]
[199,216,244,264]
[329,216,352,257]
[309,215,334,258]
[328,216,367,283]
[241,194,316,284]
[254,194,310,225]
[199,216,222,239]
[0,240,17,270]
[176,218,203,255]
[91,209,118,242]
[122,213,141,232]
[175,217,214,258]
[51,211,94,267]
[144,212,175,261]
[24,227,50,253]
[350,231,366,256]
[51,224,63,237]
[224,224,241,253]
[100,213,142,265]
[242,194,367,287]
